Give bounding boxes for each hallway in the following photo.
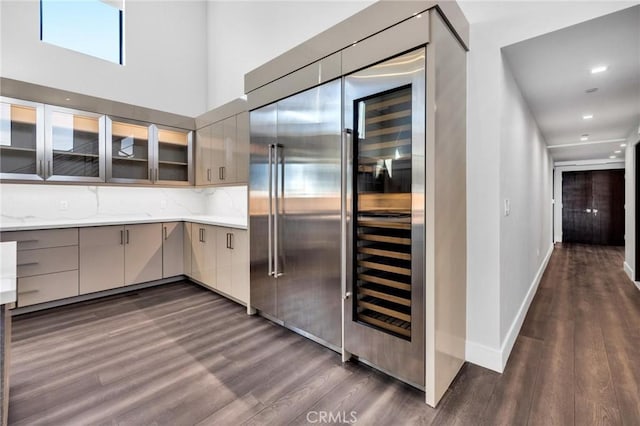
[513,244,640,424]
[8,245,640,425]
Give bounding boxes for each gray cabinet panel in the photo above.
[183,222,193,277]
[16,245,78,278]
[124,223,162,285]
[230,229,249,303]
[195,125,212,185]
[235,112,249,183]
[162,222,184,278]
[210,122,225,184]
[191,224,216,288]
[79,226,125,294]
[215,227,232,296]
[18,270,79,307]
[2,228,78,251]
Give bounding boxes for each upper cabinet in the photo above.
[107,118,193,185]
[45,105,106,182]
[154,126,193,185]
[0,96,194,186]
[107,118,153,183]
[195,111,248,186]
[0,97,44,181]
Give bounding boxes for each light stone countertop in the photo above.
[0,242,17,305]
[0,215,247,232]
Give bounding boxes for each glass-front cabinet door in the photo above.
[0,97,44,180]
[107,117,152,183]
[44,106,105,182]
[153,125,192,185]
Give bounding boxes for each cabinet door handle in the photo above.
[229,233,234,250]
[156,168,159,182]
[17,262,39,267]
[207,168,211,182]
[47,160,52,177]
[38,160,43,176]
[18,289,39,295]
[164,226,168,240]
[126,229,130,244]
[219,166,224,180]
[120,230,124,245]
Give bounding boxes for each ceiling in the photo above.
[502,5,640,162]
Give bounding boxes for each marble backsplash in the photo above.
[0,184,247,227]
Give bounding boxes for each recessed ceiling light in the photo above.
[65,98,71,101]
[610,155,616,159]
[585,88,598,93]
[580,135,589,141]
[615,150,622,154]
[583,114,593,120]
[416,13,422,18]
[621,143,627,147]
[591,65,608,74]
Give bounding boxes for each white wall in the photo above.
[624,122,640,281]
[553,160,625,243]
[0,0,208,117]
[205,1,373,109]
[497,57,553,370]
[459,0,637,372]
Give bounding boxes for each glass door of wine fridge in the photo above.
[344,48,426,387]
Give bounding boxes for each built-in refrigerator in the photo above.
[248,3,468,406]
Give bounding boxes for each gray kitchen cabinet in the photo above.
[162,222,184,278]
[211,117,235,184]
[195,110,248,186]
[230,229,249,303]
[79,226,125,294]
[191,224,216,288]
[80,223,162,294]
[235,112,249,183]
[215,227,233,296]
[124,223,162,285]
[1,228,80,307]
[183,222,193,277]
[195,125,213,185]
[215,227,248,303]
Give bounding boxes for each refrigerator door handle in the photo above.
[342,128,353,300]
[273,144,282,277]
[268,144,274,277]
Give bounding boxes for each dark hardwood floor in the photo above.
[8,244,640,425]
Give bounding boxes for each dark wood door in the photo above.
[562,169,624,246]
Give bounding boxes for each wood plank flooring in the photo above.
[8,243,640,425]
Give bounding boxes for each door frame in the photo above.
[553,160,624,243]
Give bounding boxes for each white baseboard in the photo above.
[465,340,503,373]
[466,243,554,373]
[499,244,554,371]
[623,261,634,281]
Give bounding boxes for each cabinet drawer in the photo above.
[17,246,78,278]
[17,270,79,307]
[2,228,78,251]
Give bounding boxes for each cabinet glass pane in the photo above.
[51,111,100,177]
[353,85,412,340]
[0,103,38,175]
[111,121,149,180]
[157,128,189,182]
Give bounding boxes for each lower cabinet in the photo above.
[6,228,80,307]
[79,226,125,294]
[125,223,163,285]
[162,222,185,278]
[79,223,162,294]
[191,224,216,288]
[216,227,249,303]
[3,221,248,309]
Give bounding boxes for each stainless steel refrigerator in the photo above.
[249,81,343,349]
